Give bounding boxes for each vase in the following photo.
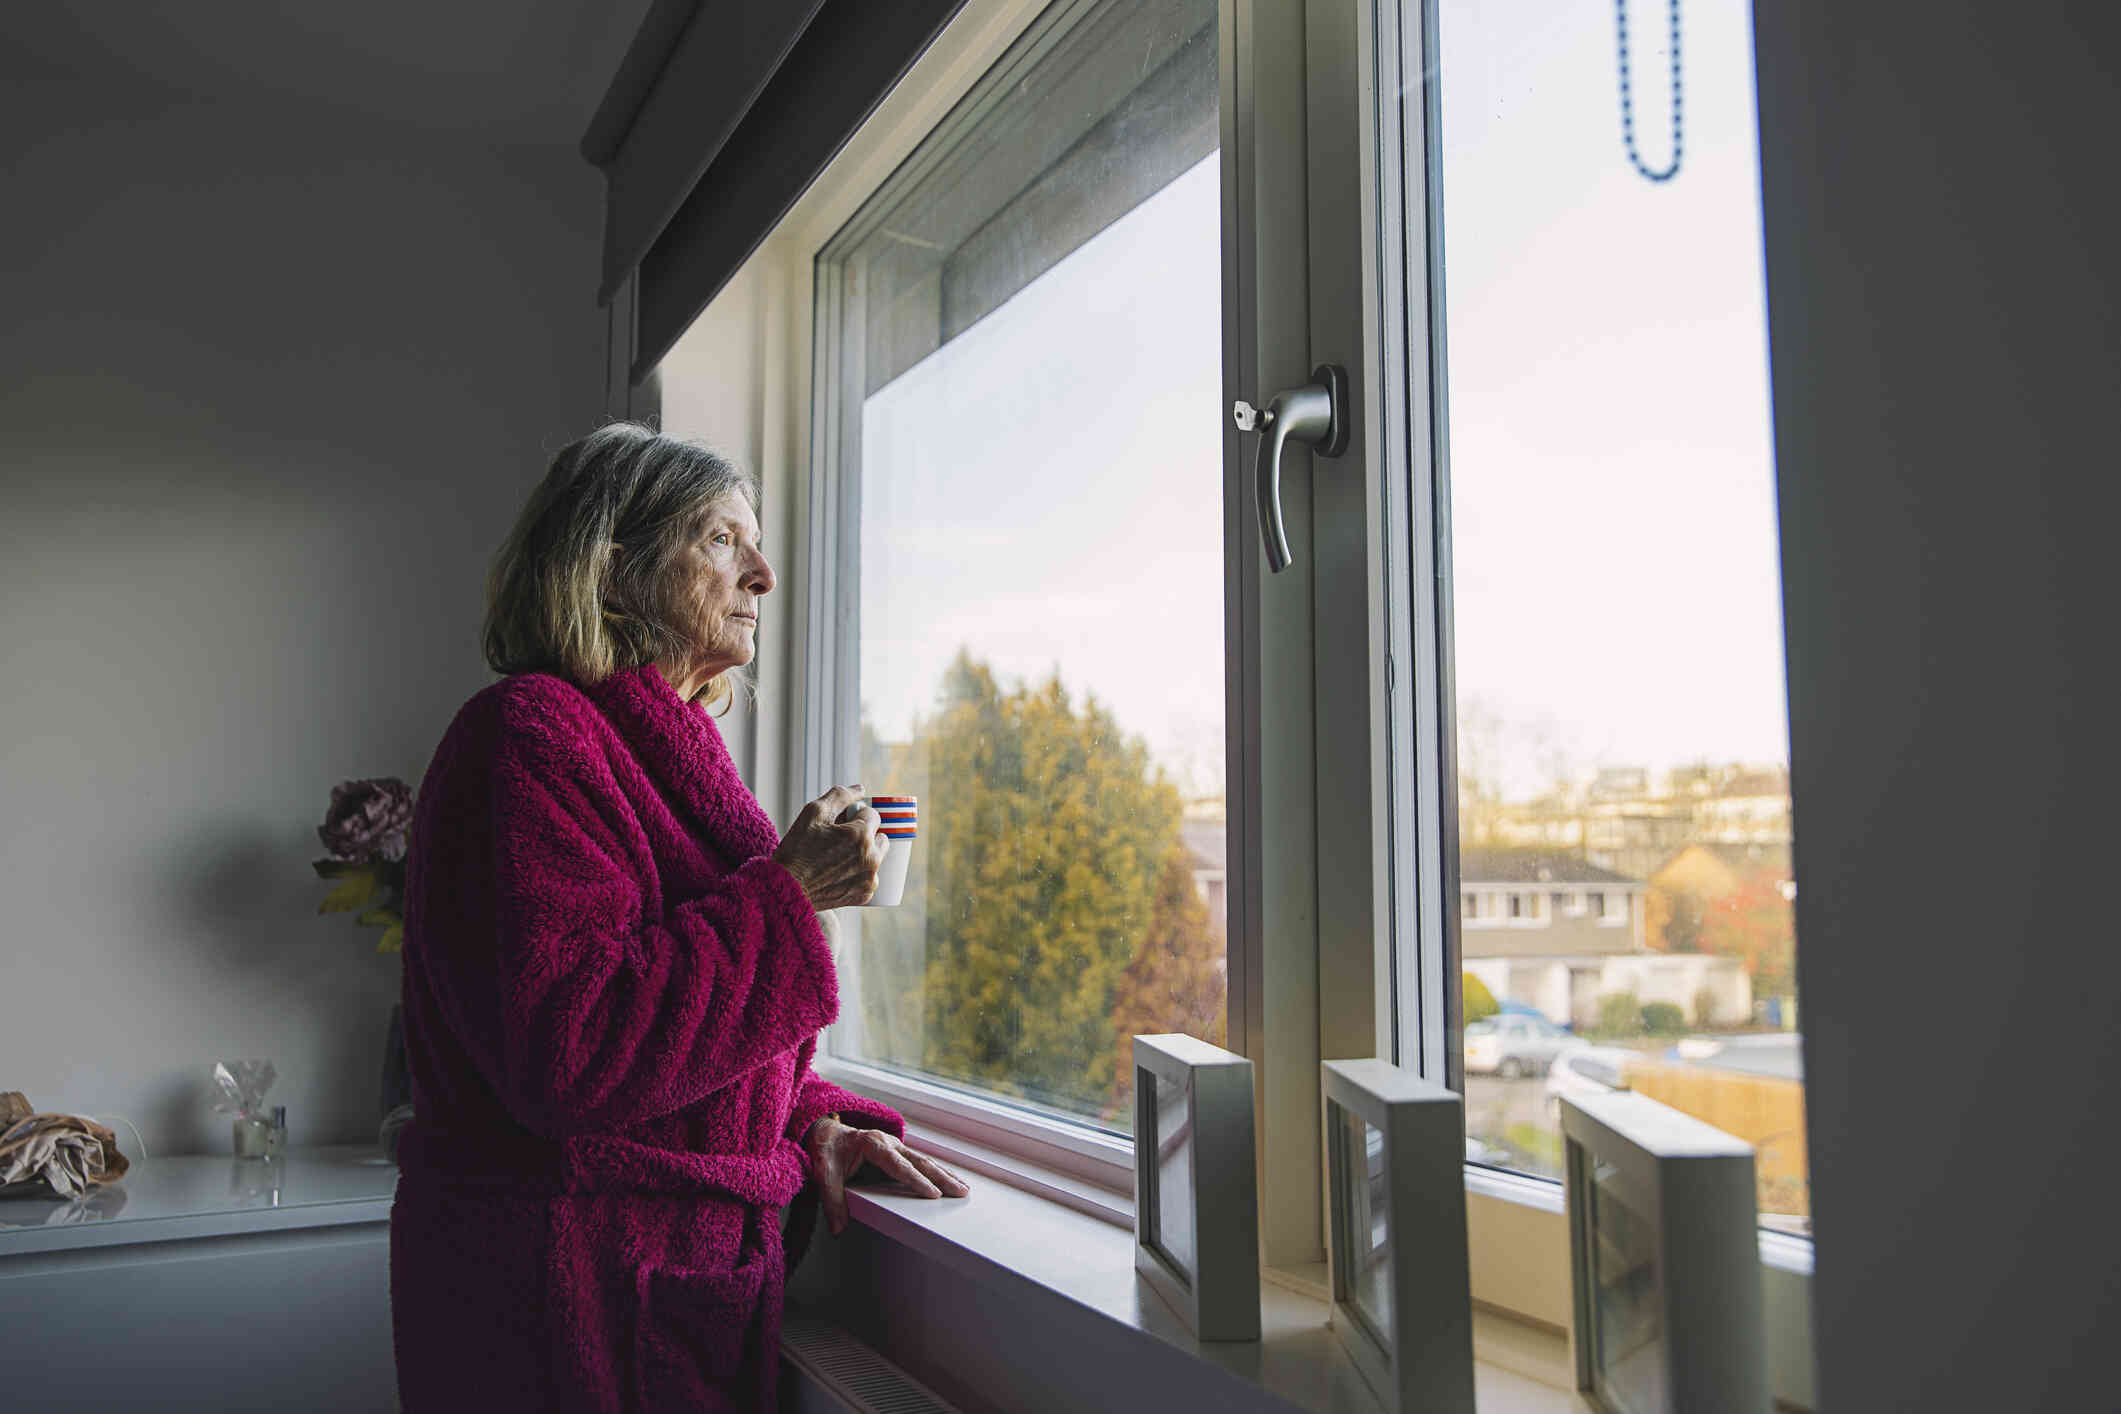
[232,1115,272,1158]
[380,1001,412,1119]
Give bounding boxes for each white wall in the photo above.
[656,255,786,802]
[0,86,603,1157]
[1753,4,2119,1408]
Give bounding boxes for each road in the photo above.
[1463,1031,1804,1178]
[1665,1030,1802,1081]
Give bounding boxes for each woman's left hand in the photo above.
[803,1115,970,1236]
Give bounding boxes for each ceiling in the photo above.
[1,0,657,146]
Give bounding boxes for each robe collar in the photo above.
[581,662,780,861]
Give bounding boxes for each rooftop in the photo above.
[1460,847,1638,886]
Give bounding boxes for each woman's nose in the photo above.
[745,550,776,596]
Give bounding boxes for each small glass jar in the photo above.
[265,1105,287,1159]
[232,1113,272,1158]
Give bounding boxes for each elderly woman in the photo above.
[389,422,967,1414]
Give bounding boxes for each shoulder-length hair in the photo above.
[482,422,761,715]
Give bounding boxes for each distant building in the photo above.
[1588,766,1650,800]
[1459,848,1645,957]
[1179,814,1227,928]
[1461,846,1750,1029]
[1477,760,1791,881]
[1650,840,1793,901]
[1691,769,1793,846]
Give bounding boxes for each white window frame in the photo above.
[782,0,1397,1271]
[656,0,1812,1394]
[773,0,1275,1207]
[1360,0,1816,1321]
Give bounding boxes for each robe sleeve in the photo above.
[487,711,840,1139]
[785,1063,904,1150]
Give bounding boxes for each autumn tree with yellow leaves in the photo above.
[857,651,1224,1129]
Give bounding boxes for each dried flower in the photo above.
[318,777,414,864]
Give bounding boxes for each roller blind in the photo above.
[584,0,968,382]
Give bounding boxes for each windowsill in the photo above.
[844,1124,1813,1410]
[834,1148,1591,1414]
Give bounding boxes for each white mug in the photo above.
[858,794,916,907]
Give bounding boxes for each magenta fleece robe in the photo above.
[389,661,901,1414]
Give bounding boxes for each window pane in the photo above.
[1340,1110,1393,1342]
[1589,1155,1667,1413]
[1436,0,1807,1229]
[822,0,1223,1133]
[1146,1068,1197,1279]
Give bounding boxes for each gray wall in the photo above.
[0,85,603,1158]
[1754,4,2119,1409]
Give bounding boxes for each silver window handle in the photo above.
[1235,364,1349,573]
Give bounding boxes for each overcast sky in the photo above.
[859,0,1783,805]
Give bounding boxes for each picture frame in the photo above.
[1559,1089,1768,1414]
[1132,1033,1259,1341]
[1321,1058,1475,1412]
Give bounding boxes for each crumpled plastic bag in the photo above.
[0,1091,130,1200]
[210,1059,276,1120]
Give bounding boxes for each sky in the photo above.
[857,0,1784,806]
[859,156,1226,795]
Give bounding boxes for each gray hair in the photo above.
[482,422,761,714]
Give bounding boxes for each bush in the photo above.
[1596,991,1645,1037]
[1642,1001,1687,1035]
[1692,986,1720,1029]
[1463,972,1500,1024]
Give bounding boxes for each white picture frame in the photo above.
[1321,1059,1475,1412]
[1559,1089,1768,1414]
[1132,1033,1259,1341]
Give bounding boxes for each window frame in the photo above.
[783,0,1398,1273]
[657,0,1813,1378]
[1362,0,1814,1274]
[793,0,1246,1192]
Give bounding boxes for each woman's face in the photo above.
[673,492,775,685]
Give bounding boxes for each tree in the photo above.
[1455,699,1510,847]
[1651,882,1707,953]
[1463,971,1500,1023]
[879,651,1219,1124]
[1692,984,1721,1029]
[1106,850,1227,1114]
[1702,874,1797,1000]
[1642,883,1674,952]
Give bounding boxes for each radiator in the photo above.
[780,1315,965,1414]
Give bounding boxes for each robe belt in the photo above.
[396,1121,808,1208]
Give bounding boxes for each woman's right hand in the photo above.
[773,784,886,912]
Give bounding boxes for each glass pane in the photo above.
[1146,1067,1196,1280]
[826,0,1225,1132]
[1589,1156,1667,1414]
[1434,0,1807,1229]
[1341,1109,1393,1342]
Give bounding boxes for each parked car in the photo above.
[1463,1013,1576,1078]
[1543,1045,1635,1116]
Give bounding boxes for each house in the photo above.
[1460,848,1751,1029]
[1652,840,1795,900]
[1179,803,1228,929]
[1459,846,1645,957]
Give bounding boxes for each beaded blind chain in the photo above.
[1616,0,1684,182]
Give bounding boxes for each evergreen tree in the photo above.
[858,651,1223,1126]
